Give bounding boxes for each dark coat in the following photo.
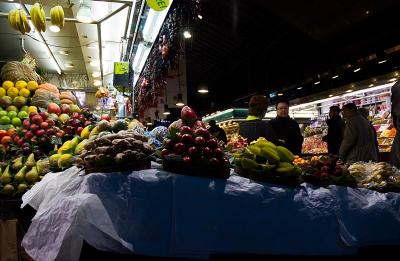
[323,115,345,155]
[269,117,304,155]
[239,120,277,144]
[209,126,227,143]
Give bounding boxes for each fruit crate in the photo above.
[235,166,301,187]
[84,160,151,174]
[163,158,231,179]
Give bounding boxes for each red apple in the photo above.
[36,129,45,137]
[47,103,61,115]
[23,118,30,128]
[180,106,197,121]
[181,134,194,144]
[194,136,206,147]
[187,146,198,157]
[180,126,192,134]
[29,112,39,119]
[192,120,206,129]
[57,131,64,138]
[174,143,186,154]
[30,124,39,133]
[46,129,55,136]
[213,148,224,159]
[17,139,24,147]
[31,115,43,125]
[53,126,60,132]
[61,104,70,114]
[45,119,55,127]
[39,112,48,121]
[25,131,34,140]
[163,138,174,150]
[207,139,219,149]
[209,157,220,165]
[194,128,210,139]
[161,149,170,157]
[203,147,213,158]
[13,135,20,143]
[101,115,110,121]
[31,137,38,143]
[40,122,49,129]
[76,127,84,136]
[183,156,192,164]
[71,112,79,119]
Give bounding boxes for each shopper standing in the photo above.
[390,81,400,167]
[359,107,379,158]
[239,95,277,144]
[339,103,378,163]
[322,106,345,155]
[269,100,303,155]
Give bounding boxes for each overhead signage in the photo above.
[146,0,170,11]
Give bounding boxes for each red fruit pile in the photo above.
[161,125,229,166]
[14,112,64,154]
[63,112,92,136]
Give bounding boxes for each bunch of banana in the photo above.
[30,3,46,33]
[50,5,65,29]
[8,9,31,34]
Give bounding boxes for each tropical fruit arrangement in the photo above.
[233,137,301,185]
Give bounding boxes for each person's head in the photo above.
[276,100,289,118]
[329,106,341,118]
[358,107,369,119]
[209,120,216,127]
[342,103,358,119]
[248,95,269,118]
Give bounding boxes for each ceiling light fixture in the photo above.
[175,93,185,107]
[369,84,374,87]
[198,14,203,19]
[92,71,101,77]
[378,60,387,64]
[198,85,208,93]
[76,0,93,23]
[388,78,397,82]
[65,63,74,68]
[332,75,339,79]
[183,30,192,39]
[346,89,353,93]
[277,92,283,96]
[59,50,70,55]
[329,94,333,97]
[314,81,320,85]
[49,25,60,32]
[90,60,100,67]
[353,68,361,72]
[87,45,96,49]
[163,104,170,115]
[93,80,102,86]
[297,86,303,90]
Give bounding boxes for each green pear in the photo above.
[3,184,14,195]
[25,153,36,169]
[0,165,12,185]
[14,166,27,183]
[11,156,24,171]
[25,166,39,184]
[17,183,28,193]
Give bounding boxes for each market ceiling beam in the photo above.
[127,0,146,61]
[97,23,104,83]
[97,3,129,24]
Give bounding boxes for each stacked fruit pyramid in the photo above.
[160,106,230,179]
[0,153,49,196]
[233,137,301,185]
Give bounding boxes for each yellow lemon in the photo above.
[19,88,30,98]
[28,106,38,114]
[7,87,19,98]
[15,80,27,90]
[2,81,14,90]
[0,88,6,97]
[27,81,39,91]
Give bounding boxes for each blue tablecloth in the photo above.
[21,166,400,260]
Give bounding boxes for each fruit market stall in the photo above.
[14,106,400,260]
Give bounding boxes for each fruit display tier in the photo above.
[163,157,230,179]
[302,134,328,155]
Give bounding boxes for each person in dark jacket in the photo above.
[339,103,378,163]
[322,106,345,155]
[269,100,303,155]
[239,95,277,144]
[358,107,379,158]
[208,120,227,143]
[390,81,400,167]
